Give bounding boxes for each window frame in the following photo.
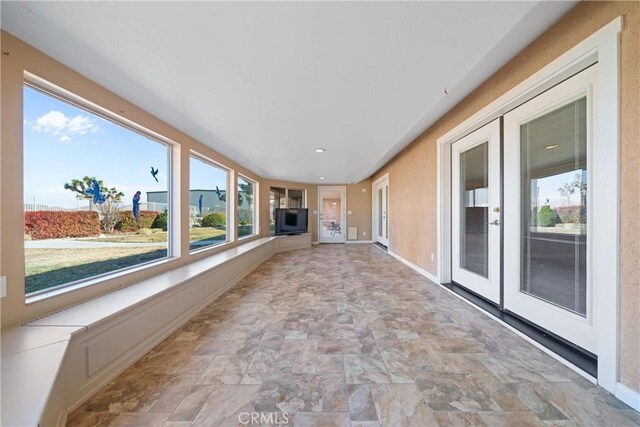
[237,174,258,239]
[23,75,177,301]
[188,151,231,253]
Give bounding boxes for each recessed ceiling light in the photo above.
[319,176,325,180]
[544,144,559,150]
[315,148,326,153]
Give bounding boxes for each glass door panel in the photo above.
[451,118,501,304]
[460,143,489,278]
[520,98,587,315]
[319,187,346,243]
[503,65,596,354]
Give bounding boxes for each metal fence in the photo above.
[23,194,168,213]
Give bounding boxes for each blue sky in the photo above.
[23,86,227,207]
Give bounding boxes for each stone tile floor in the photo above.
[69,245,639,427]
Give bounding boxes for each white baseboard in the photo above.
[616,382,640,411]
[387,250,439,284]
[346,240,372,244]
[312,241,319,245]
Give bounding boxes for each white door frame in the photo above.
[436,18,621,394]
[372,173,389,247]
[504,66,597,354]
[318,186,346,243]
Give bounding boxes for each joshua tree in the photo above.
[64,176,124,202]
[64,176,124,233]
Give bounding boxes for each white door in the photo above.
[374,178,389,247]
[318,186,346,244]
[451,119,501,304]
[503,66,596,354]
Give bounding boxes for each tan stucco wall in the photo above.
[0,31,267,327]
[346,181,372,241]
[371,1,639,391]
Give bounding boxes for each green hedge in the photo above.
[201,212,226,228]
[152,210,168,231]
[116,211,159,232]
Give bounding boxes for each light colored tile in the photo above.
[371,383,437,427]
[294,412,350,427]
[192,385,259,426]
[344,354,391,385]
[68,246,638,427]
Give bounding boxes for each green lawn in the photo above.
[25,247,167,294]
[26,227,229,293]
[77,227,226,244]
[78,228,168,243]
[189,227,227,250]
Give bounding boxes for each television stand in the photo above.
[275,232,312,252]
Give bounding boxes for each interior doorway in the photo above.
[318,186,346,244]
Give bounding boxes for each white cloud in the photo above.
[33,110,99,143]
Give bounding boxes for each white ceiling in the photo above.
[1,1,576,184]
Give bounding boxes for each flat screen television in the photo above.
[275,208,308,235]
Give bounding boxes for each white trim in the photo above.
[346,240,372,244]
[371,173,390,186]
[24,73,179,148]
[388,250,439,284]
[615,383,640,412]
[188,150,232,251]
[237,173,259,238]
[436,17,622,394]
[503,67,597,355]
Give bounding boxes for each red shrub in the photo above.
[24,211,101,240]
[116,211,160,232]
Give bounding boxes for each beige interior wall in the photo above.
[346,181,372,241]
[371,1,639,391]
[0,31,266,327]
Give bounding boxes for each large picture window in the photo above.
[237,175,256,238]
[23,84,171,296]
[189,155,229,251]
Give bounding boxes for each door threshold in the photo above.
[373,242,388,252]
[444,281,597,378]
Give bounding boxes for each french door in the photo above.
[503,66,597,354]
[451,119,501,304]
[318,186,346,244]
[374,177,389,247]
